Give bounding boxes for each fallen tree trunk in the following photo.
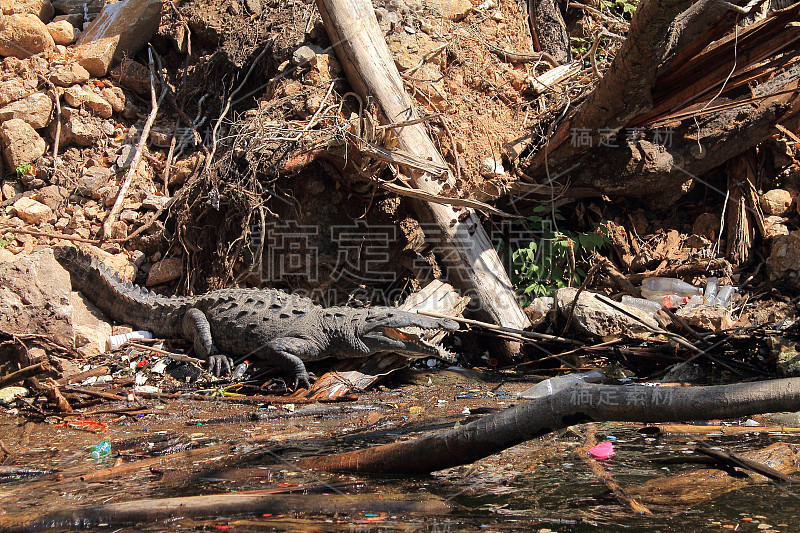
[515,1,800,203]
[298,377,800,474]
[8,493,449,530]
[316,0,531,357]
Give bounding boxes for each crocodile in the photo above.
[54,246,459,389]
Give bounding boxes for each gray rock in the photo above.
[70,290,111,356]
[142,193,169,211]
[760,188,793,216]
[0,248,74,347]
[76,166,111,197]
[74,0,162,76]
[292,45,322,66]
[48,62,90,86]
[146,257,182,286]
[555,288,659,340]
[31,184,69,209]
[50,106,103,147]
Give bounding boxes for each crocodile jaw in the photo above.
[362,326,455,363]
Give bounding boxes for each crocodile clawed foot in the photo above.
[207,354,234,376]
[291,372,312,391]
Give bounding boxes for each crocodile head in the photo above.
[358,309,460,361]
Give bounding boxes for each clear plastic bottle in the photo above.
[645,294,699,309]
[621,295,662,315]
[714,285,736,307]
[641,277,702,297]
[108,330,154,350]
[704,277,718,301]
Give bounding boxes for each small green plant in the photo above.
[601,0,638,18]
[15,163,32,179]
[507,203,610,303]
[0,239,9,249]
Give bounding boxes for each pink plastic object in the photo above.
[588,441,615,459]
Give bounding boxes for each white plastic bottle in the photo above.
[714,285,736,307]
[108,331,154,350]
[621,295,662,315]
[641,277,702,297]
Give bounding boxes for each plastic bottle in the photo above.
[684,294,706,308]
[89,439,111,461]
[621,295,662,315]
[714,285,736,307]
[704,277,719,301]
[108,330,154,350]
[641,277,702,297]
[645,294,699,309]
[231,361,250,380]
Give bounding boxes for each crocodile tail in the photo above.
[54,246,186,337]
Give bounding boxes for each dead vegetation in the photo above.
[1,0,800,527]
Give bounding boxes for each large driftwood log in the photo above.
[299,377,800,474]
[316,0,530,355]
[516,1,800,202]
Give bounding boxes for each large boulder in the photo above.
[0,249,74,347]
[0,13,55,59]
[555,288,660,340]
[70,291,111,356]
[74,0,162,76]
[1,0,55,21]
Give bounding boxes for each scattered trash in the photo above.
[588,441,615,460]
[231,361,250,380]
[108,330,154,350]
[60,420,109,433]
[88,439,111,461]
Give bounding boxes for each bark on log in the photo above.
[0,361,50,388]
[517,62,800,202]
[515,1,800,202]
[298,377,800,474]
[529,0,697,168]
[10,493,449,530]
[316,0,530,355]
[528,0,570,64]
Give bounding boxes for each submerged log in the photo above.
[316,0,531,358]
[627,442,800,507]
[10,493,449,530]
[299,377,800,474]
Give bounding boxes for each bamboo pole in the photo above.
[315,0,531,359]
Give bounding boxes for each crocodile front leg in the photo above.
[183,308,233,376]
[265,338,316,390]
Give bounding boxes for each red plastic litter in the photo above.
[137,359,148,368]
[588,441,614,459]
[59,420,109,433]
